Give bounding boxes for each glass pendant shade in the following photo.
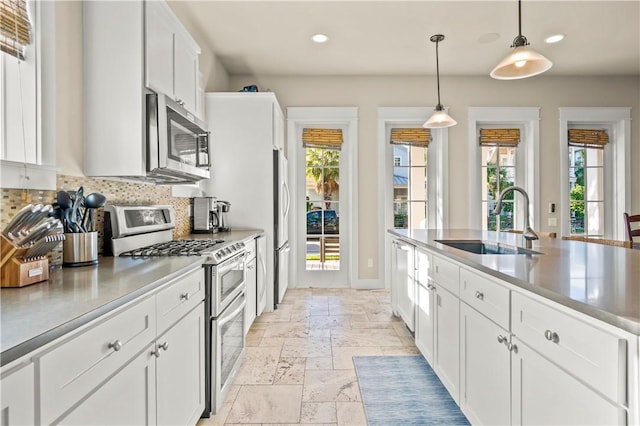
[490,45,552,80]
[423,106,457,128]
[424,34,456,129]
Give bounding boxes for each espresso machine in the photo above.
[192,197,219,233]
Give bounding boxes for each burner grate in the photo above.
[119,239,225,257]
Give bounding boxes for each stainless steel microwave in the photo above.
[146,93,211,183]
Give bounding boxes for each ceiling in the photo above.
[168,1,640,78]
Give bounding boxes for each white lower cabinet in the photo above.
[460,302,510,426]
[434,285,460,403]
[156,303,205,426]
[244,238,258,333]
[0,363,35,426]
[511,336,627,426]
[34,267,205,426]
[415,248,434,364]
[390,239,415,331]
[399,240,637,426]
[59,346,156,426]
[415,281,435,365]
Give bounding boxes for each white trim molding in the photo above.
[286,107,359,288]
[558,107,631,240]
[467,106,541,231]
[378,107,450,290]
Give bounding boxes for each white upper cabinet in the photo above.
[145,0,200,117]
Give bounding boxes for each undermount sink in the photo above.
[435,239,543,255]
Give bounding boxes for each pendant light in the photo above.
[490,0,552,80]
[423,34,457,129]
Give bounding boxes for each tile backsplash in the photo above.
[1,175,193,266]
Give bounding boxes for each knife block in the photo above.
[0,234,49,287]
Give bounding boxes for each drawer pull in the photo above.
[427,283,436,291]
[108,340,123,352]
[180,292,191,301]
[508,343,518,353]
[544,329,560,343]
[158,341,169,351]
[475,291,484,300]
[151,348,160,358]
[497,335,507,344]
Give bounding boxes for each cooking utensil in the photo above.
[71,186,84,233]
[57,191,74,233]
[82,192,107,232]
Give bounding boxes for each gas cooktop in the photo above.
[119,239,226,257]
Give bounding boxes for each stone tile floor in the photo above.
[197,288,419,425]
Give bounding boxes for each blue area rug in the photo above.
[353,355,470,426]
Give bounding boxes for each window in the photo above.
[467,107,540,231]
[567,128,608,236]
[480,128,520,231]
[0,0,37,163]
[390,127,430,229]
[559,108,631,240]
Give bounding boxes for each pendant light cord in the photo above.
[435,38,441,106]
[518,0,522,37]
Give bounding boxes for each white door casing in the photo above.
[287,107,358,288]
[558,107,631,240]
[378,107,449,291]
[467,107,540,231]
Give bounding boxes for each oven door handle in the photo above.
[218,296,246,329]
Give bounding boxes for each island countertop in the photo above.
[389,229,640,336]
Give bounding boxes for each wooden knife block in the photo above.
[0,234,49,287]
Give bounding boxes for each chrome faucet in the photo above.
[493,186,538,249]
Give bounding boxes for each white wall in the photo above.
[228,74,640,280]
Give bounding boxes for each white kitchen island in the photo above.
[389,228,639,426]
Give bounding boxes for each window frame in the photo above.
[467,107,540,231]
[378,106,449,290]
[559,107,631,240]
[0,0,57,190]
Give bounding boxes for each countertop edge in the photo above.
[0,258,205,367]
[389,229,640,336]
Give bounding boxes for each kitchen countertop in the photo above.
[390,229,640,336]
[0,256,206,367]
[0,228,264,367]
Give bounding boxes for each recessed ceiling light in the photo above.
[545,34,565,44]
[478,33,500,44]
[311,33,329,43]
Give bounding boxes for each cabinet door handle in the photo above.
[108,340,123,352]
[436,294,442,307]
[544,329,560,343]
[151,348,160,358]
[475,291,484,300]
[247,264,255,270]
[180,292,191,301]
[158,341,169,351]
[427,283,436,291]
[497,335,507,344]
[508,343,518,353]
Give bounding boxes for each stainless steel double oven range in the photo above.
[104,204,246,416]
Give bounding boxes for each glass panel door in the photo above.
[305,147,340,271]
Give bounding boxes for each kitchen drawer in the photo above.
[460,268,509,330]
[432,255,459,295]
[39,296,156,425]
[511,292,627,403]
[157,267,204,333]
[244,238,257,261]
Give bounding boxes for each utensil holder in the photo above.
[63,232,98,267]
